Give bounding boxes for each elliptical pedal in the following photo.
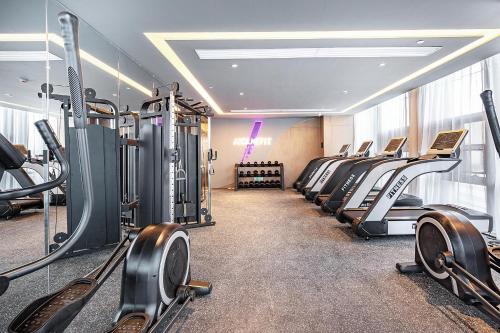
[9,278,98,333]
[107,313,150,333]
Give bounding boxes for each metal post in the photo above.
[168,91,176,223]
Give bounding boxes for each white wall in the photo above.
[212,117,322,188]
[322,115,354,156]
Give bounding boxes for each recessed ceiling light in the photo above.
[112,93,117,97]
[343,90,349,94]
[3,93,12,97]
[417,40,425,44]
[379,62,386,67]
[0,51,61,62]
[239,92,244,96]
[231,63,238,68]
[209,86,213,89]
[196,47,441,59]
[125,87,131,90]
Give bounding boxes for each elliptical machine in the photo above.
[0,12,211,333]
[397,90,500,323]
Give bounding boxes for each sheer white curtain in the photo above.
[412,62,487,212]
[354,93,409,155]
[354,106,378,154]
[377,94,409,152]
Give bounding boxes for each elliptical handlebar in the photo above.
[0,11,94,296]
[0,120,68,200]
[480,90,500,159]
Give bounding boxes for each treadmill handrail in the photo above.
[340,158,410,210]
[360,158,461,223]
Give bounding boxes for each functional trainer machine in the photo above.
[39,84,122,254]
[338,129,492,238]
[136,83,216,229]
[293,144,350,191]
[397,90,500,323]
[0,12,211,332]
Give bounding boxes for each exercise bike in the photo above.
[397,90,500,323]
[0,11,211,333]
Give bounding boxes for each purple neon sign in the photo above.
[241,120,263,162]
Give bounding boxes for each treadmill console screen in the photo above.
[339,144,350,153]
[357,141,372,154]
[383,138,406,154]
[430,131,464,150]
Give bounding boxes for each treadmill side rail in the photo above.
[341,159,408,210]
[361,158,460,223]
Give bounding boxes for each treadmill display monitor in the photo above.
[356,141,372,154]
[339,144,350,154]
[383,137,407,155]
[427,129,469,155]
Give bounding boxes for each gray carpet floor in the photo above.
[0,189,499,332]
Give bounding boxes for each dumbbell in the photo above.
[267,170,273,176]
[239,162,244,167]
[253,161,258,166]
[260,161,265,166]
[269,180,275,186]
[246,162,251,167]
[274,161,279,166]
[246,170,252,176]
[249,181,254,188]
[267,161,272,166]
[238,181,244,188]
[239,171,244,177]
[276,181,281,188]
[264,180,270,187]
[244,181,249,187]
[260,170,266,176]
[274,170,280,176]
[253,170,259,176]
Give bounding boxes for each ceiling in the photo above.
[2,0,500,118]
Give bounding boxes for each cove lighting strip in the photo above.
[196,46,441,60]
[145,29,500,115]
[0,33,152,97]
[0,51,61,61]
[231,108,335,114]
[0,100,43,111]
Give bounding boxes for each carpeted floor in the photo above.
[0,189,498,332]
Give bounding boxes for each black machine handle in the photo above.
[58,12,86,129]
[0,120,68,201]
[481,90,500,158]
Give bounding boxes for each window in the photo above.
[414,62,486,212]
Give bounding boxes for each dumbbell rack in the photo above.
[234,162,285,191]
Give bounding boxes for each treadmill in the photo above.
[319,137,422,212]
[311,140,373,204]
[337,129,492,238]
[294,144,350,192]
[0,133,44,219]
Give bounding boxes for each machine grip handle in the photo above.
[480,90,500,158]
[58,11,86,129]
[35,120,61,152]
